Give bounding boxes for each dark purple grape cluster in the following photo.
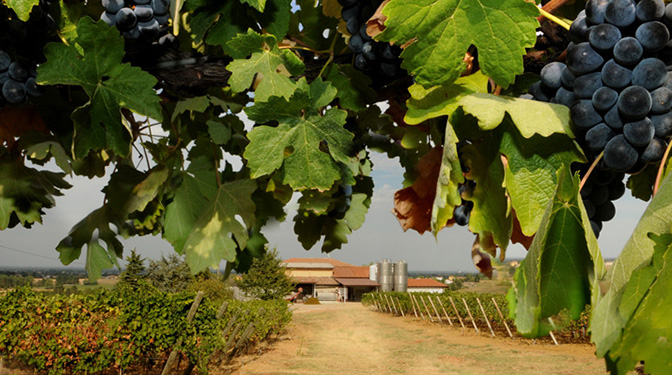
[453,179,475,226]
[101,0,170,41]
[338,0,405,80]
[0,0,56,62]
[532,0,672,174]
[579,167,625,237]
[0,51,42,107]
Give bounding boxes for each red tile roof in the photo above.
[283,257,353,267]
[407,278,448,288]
[333,265,370,278]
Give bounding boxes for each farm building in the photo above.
[283,258,379,302]
[406,278,449,293]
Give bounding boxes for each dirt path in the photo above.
[221,302,607,375]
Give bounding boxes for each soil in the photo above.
[218,302,608,375]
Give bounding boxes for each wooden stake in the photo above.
[476,298,495,337]
[413,294,426,320]
[389,295,400,316]
[408,292,419,318]
[448,296,465,330]
[162,291,204,375]
[396,297,405,317]
[491,297,513,338]
[384,294,394,314]
[419,295,434,322]
[428,295,443,324]
[462,297,479,333]
[549,330,559,345]
[216,301,229,320]
[371,294,381,311]
[436,296,453,326]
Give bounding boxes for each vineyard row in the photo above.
[363,292,590,344]
[0,285,292,374]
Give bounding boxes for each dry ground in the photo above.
[220,302,607,375]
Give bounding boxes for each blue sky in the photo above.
[0,151,649,273]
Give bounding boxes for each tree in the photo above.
[145,254,194,293]
[1,0,671,371]
[238,248,295,300]
[118,249,146,289]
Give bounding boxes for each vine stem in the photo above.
[579,152,604,191]
[278,45,329,54]
[318,34,339,78]
[536,0,573,22]
[653,139,672,197]
[539,9,571,31]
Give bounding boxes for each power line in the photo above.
[0,243,86,266]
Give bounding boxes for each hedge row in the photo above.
[0,285,291,374]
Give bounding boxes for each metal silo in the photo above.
[394,261,408,292]
[380,260,393,292]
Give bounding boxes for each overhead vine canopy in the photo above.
[2,0,672,371]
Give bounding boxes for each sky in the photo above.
[0,150,649,273]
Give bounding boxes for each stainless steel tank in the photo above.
[393,261,408,292]
[380,260,393,292]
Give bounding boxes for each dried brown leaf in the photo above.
[366,0,389,38]
[392,147,442,234]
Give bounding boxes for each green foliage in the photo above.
[145,254,194,293]
[378,0,539,88]
[507,167,604,337]
[591,171,672,363]
[0,285,291,375]
[37,18,162,159]
[119,249,146,289]
[238,247,295,300]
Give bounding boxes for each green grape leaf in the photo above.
[607,233,672,375]
[499,121,585,235]
[293,192,371,252]
[172,96,211,121]
[591,171,672,356]
[256,0,291,39]
[405,72,489,125]
[6,0,39,21]
[226,30,305,101]
[378,0,539,88]
[289,0,339,50]
[244,80,352,191]
[25,140,73,174]
[626,164,657,202]
[37,18,162,159]
[56,207,122,280]
[430,120,464,234]
[125,166,170,214]
[507,166,604,337]
[298,190,334,214]
[163,158,219,253]
[239,0,266,12]
[324,64,377,111]
[183,179,257,273]
[458,93,573,138]
[193,0,289,50]
[461,132,511,256]
[207,119,232,145]
[0,160,71,230]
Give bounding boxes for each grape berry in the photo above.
[530,0,672,237]
[339,0,405,81]
[101,0,170,41]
